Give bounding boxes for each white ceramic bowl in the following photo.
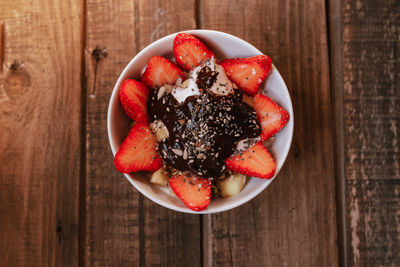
[107,30,294,214]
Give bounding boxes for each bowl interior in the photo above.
[108,30,294,214]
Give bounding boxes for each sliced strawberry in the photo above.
[173,33,215,70]
[118,79,150,123]
[253,93,289,140]
[220,55,272,95]
[141,56,184,89]
[225,142,276,179]
[169,173,211,211]
[114,123,162,173]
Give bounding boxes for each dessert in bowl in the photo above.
[108,30,293,213]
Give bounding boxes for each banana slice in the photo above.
[217,172,247,197]
[150,168,169,187]
[149,120,169,141]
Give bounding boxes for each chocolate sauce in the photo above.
[148,65,261,178]
[196,66,218,91]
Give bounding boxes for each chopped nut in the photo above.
[183,148,188,160]
[171,148,183,156]
[157,86,166,99]
[181,79,189,88]
[175,77,182,86]
[197,153,206,159]
[151,120,169,141]
[164,84,173,93]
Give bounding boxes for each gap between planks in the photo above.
[78,0,88,266]
[195,0,203,29]
[179,1,210,265]
[202,215,212,267]
[195,2,211,266]
[326,0,347,265]
[0,23,5,73]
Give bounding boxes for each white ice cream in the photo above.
[171,58,237,104]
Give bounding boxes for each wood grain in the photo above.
[0,0,82,266]
[201,0,338,266]
[83,0,201,266]
[134,2,201,266]
[83,1,139,264]
[328,0,346,264]
[0,0,398,265]
[341,0,400,265]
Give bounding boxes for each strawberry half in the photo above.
[169,174,211,211]
[118,79,150,123]
[253,93,289,140]
[141,56,184,89]
[114,123,162,173]
[220,55,272,95]
[173,33,215,70]
[225,142,276,179]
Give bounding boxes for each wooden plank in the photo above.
[83,0,201,266]
[134,2,202,266]
[327,0,346,265]
[0,1,82,266]
[83,1,139,265]
[346,180,400,266]
[341,0,400,265]
[201,0,338,266]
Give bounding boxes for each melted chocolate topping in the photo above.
[196,66,218,91]
[148,65,261,178]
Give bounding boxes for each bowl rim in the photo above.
[107,29,294,214]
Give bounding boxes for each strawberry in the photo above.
[253,93,289,140]
[169,173,211,211]
[114,123,162,173]
[220,55,272,95]
[173,33,215,70]
[141,56,184,89]
[118,79,150,123]
[225,142,276,179]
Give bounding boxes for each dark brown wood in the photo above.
[0,23,4,73]
[136,1,201,266]
[83,1,139,265]
[0,1,82,266]
[328,0,347,265]
[83,0,201,266]
[135,2,202,266]
[341,0,400,265]
[201,0,339,266]
[1,0,399,266]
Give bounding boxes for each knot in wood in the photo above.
[91,46,108,61]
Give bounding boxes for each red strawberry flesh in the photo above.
[119,79,150,123]
[225,142,276,179]
[252,93,289,140]
[169,174,211,211]
[173,33,215,70]
[114,123,162,173]
[141,56,184,89]
[220,55,272,95]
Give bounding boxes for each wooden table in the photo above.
[0,0,399,266]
